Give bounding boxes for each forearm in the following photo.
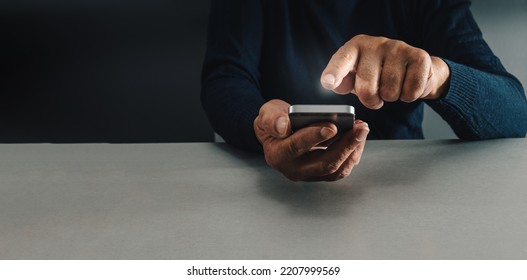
[201,0,265,152]
[413,0,527,138]
[427,60,527,139]
[201,77,264,153]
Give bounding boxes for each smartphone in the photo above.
[288,104,355,134]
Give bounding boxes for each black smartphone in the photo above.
[288,104,355,134]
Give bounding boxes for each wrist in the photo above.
[428,56,451,100]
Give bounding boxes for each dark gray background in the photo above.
[1,0,213,142]
[1,0,525,143]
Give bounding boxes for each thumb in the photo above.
[274,116,291,139]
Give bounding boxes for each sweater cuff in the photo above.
[434,59,479,115]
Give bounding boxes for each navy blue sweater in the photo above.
[201,0,527,152]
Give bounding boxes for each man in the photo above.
[201,0,527,181]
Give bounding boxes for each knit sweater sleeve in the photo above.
[201,0,265,152]
[415,0,527,138]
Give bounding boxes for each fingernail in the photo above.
[320,127,336,138]
[322,74,336,87]
[355,126,369,142]
[276,117,288,136]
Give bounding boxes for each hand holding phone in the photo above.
[254,100,368,181]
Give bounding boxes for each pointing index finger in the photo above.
[320,41,360,91]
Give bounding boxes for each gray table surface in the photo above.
[0,139,526,259]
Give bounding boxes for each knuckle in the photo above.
[377,37,394,49]
[411,49,430,64]
[264,150,279,168]
[340,168,353,179]
[326,168,352,181]
[338,163,355,179]
[377,36,390,43]
[354,156,362,166]
[287,138,303,156]
[260,99,274,113]
[381,71,399,88]
[348,154,360,166]
[342,133,360,151]
[379,86,398,101]
[260,116,272,132]
[333,48,353,62]
[411,73,427,87]
[331,54,353,73]
[386,72,400,84]
[394,39,410,50]
[351,34,368,43]
[331,61,349,74]
[336,170,351,180]
[384,43,401,57]
[400,90,420,102]
[269,98,286,107]
[258,106,266,118]
[385,41,411,60]
[264,153,303,182]
[362,96,382,108]
[257,108,272,129]
[382,38,398,49]
[355,83,378,98]
[357,65,376,80]
[354,34,368,39]
[321,161,340,175]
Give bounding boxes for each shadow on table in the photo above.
[258,140,497,216]
[214,139,491,217]
[212,143,360,216]
[256,170,367,217]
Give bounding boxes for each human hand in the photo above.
[320,34,450,109]
[254,99,370,181]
